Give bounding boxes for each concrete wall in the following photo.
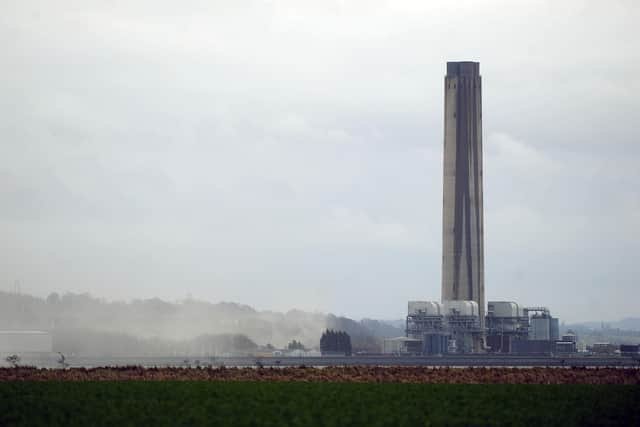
[441,61,485,329]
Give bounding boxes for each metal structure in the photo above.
[528,309,559,341]
[485,301,529,353]
[406,301,447,354]
[442,301,482,353]
[406,301,564,355]
[406,301,445,341]
[405,300,483,354]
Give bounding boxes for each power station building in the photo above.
[396,61,566,355]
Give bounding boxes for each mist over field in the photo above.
[0,291,402,356]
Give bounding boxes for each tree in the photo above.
[5,354,20,367]
[46,292,60,305]
[287,340,305,351]
[57,352,68,369]
[320,330,351,356]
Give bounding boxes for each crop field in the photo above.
[1,381,638,426]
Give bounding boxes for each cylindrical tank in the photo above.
[488,301,519,318]
[530,316,550,340]
[408,301,442,316]
[442,300,479,317]
[550,317,559,341]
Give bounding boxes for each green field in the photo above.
[1,382,638,426]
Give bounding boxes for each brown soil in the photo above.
[1,366,639,384]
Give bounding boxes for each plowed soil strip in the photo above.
[1,366,639,384]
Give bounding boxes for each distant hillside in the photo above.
[566,318,640,332]
[562,318,640,346]
[0,291,402,355]
[613,318,640,331]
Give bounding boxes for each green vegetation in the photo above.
[0,382,637,426]
[320,329,352,355]
[287,340,306,351]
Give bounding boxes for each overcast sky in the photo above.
[1,0,638,322]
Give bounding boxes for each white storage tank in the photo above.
[408,301,442,316]
[442,300,479,317]
[488,301,520,318]
[0,330,52,354]
[530,316,551,340]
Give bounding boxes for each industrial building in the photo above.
[620,344,640,357]
[401,299,567,355]
[399,62,569,356]
[485,301,529,353]
[405,300,483,354]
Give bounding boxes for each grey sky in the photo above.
[1,0,638,322]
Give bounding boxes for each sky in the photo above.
[1,0,638,323]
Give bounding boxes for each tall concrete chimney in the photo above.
[441,61,485,330]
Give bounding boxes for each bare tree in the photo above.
[57,352,68,369]
[5,354,20,367]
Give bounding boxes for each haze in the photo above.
[1,0,638,323]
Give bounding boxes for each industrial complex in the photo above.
[1,61,637,367]
[390,62,571,356]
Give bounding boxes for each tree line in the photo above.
[320,330,352,355]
